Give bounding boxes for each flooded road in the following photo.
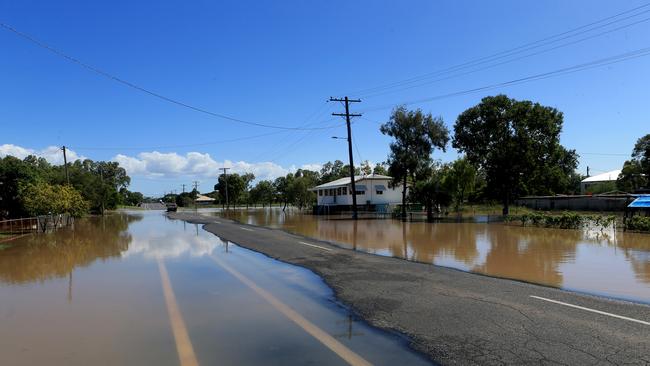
[215,208,650,304]
[0,212,431,365]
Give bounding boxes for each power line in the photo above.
[360,14,650,99]
[359,45,650,113]
[345,2,650,97]
[0,22,343,131]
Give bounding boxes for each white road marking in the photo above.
[298,241,332,252]
[239,227,254,232]
[530,295,650,326]
[210,256,371,366]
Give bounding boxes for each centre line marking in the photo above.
[530,295,650,326]
[239,227,254,232]
[157,258,200,366]
[298,241,332,252]
[210,256,371,366]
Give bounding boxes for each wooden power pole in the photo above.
[61,146,70,185]
[220,167,230,210]
[330,97,362,220]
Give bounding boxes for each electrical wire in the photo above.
[360,15,650,99]
[0,22,343,131]
[345,2,650,97]
[358,45,650,113]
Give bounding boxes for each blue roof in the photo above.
[628,195,650,208]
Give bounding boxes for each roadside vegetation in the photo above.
[0,155,141,219]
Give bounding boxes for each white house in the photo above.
[580,170,621,194]
[194,194,216,205]
[311,174,404,207]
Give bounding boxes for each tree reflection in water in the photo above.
[0,214,140,284]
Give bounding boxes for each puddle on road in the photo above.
[213,208,650,304]
[0,211,431,366]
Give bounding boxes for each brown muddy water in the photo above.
[0,211,431,366]
[213,208,650,304]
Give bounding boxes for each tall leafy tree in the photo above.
[617,134,650,192]
[453,95,577,215]
[442,157,477,211]
[380,106,449,219]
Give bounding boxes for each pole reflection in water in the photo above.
[217,208,650,303]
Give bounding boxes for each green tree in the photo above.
[273,174,295,210]
[443,157,477,211]
[617,134,650,192]
[409,165,452,221]
[21,181,88,217]
[290,169,318,209]
[380,106,449,219]
[373,163,388,176]
[453,95,577,215]
[250,180,275,207]
[319,160,346,183]
[214,173,255,207]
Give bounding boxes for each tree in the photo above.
[443,157,477,211]
[453,95,577,215]
[373,163,388,176]
[215,173,255,207]
[319,160,346,183]
[380,106,449,219]
[617,134,650,192]
[409,165,452,221]
[250,180,275,207]
[360,160,372,175]
[290,169,318,209]
[273,174,295,210]
[21,181,88,217]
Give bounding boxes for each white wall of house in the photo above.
[314,177,404,206]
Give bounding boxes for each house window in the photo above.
[337,187,342,195]
[376,190,383,195]
[355,190,365,195]
[319,190,323,196]
[342,187,347,195]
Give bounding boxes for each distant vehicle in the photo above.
[160,200,177,212]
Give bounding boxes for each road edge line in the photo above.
[530,295,650,326]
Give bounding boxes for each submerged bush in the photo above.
[510,212,617,230]
[626,216,650,232]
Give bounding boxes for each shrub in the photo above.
[626,216,650,232]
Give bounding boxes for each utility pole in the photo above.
[587,166,590,177]
[181,184,186,193]
[192,181,199,210]
[61,146,70,185]
[220,167,230,210]
[330,96,362,220]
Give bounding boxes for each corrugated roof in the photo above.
[195,194,215,202]
[312,174,392,189]
[581,170,621,183]
[628,195,650,208]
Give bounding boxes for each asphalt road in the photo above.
[169,212,650,366]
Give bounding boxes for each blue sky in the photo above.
[1,0,649,196]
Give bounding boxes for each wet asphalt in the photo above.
[169,212,650,366]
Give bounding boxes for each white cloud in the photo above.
[1,144,322,183]
[0,144,85,164]
[111,150,322,181]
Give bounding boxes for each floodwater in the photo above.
[215,208,650,304]
[0,212,431,366]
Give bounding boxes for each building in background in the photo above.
[311,174,404,214]
[580,170,621,194]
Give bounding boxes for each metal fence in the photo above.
[0,214,74,234]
